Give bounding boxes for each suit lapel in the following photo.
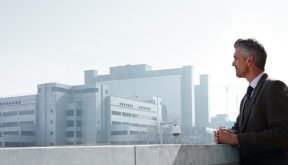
[240,74,268,132]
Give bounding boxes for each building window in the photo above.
[2,111,17,117]
[50,131,53,135]
[130,131,139,135]
[105,90,108,94]
[19,121,34,125]
[66,110,74,116]
[73,88,98,94]
[5,142,20,147]
[19,110,34,115]
[66,142,74,145]
[76,131,81,137]
[50,109,53,113]
[50,120,53,124]
[22,142,35,147]
[111,131,128,136]
[132,123,140,127]
[112,111,121,116]
[21,131,35,136]
[66,131,74,138]
[122,122,131,126]
[76,110,81,116]
[122,112,131,117]
[3,131,19,136]
[66,120,74,127]
[2,122,17,127]
[132,114,137,118]
[76,120,81,127]
[112,121,121,125]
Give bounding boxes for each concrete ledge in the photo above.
[136,144,240,165]
[0,145,135,165]
[0,144,239,165]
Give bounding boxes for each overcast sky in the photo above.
[1,0,288,119]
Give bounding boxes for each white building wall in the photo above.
[98,76,180,123]
[107,96,162,144]
[36,83,72,146]
[0,95,36,147]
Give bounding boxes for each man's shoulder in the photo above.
[264,78,288,91]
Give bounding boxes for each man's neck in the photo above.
[246,69,263,83]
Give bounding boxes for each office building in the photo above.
[106,96,162,144]
[0,95,36,147]
[84,64,209,131]
[36,82,161,146]
[195,74,210,128]
[37,83,109,146]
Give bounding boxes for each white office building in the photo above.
[84,64,209,131]
[107,96,162,144]
[36,82,162,146]
[0,64,209,146]
[0,95,36,147]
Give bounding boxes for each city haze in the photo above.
[1,0,288,120]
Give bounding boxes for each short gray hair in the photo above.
[234,38,267,71]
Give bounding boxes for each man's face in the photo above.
[232,47,249,78]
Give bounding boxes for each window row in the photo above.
[111,121,154,128]
[66,120,82,127]
[66,131,81,138]
[0,121,34,127]
[110,130,147,136]
[119,102,133,108]
[2,142,35,147]
[73,88,98,94]
[111,111,157,120]
[0,101,21,106]
[0,131,35,136]
[118,103,152,111]
[138,106,151,111]
[66,109,81,116]
[0,110,34,117]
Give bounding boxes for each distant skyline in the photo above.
[1,0,288,120]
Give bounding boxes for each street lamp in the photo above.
[171,125,181,144]
[159,121,181,144]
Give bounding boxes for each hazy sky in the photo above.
[1,0,288,119]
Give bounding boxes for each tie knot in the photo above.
[246,85,254,99]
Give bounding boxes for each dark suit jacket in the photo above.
[231,74,288,163]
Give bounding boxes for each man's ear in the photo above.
[247,55,255,66]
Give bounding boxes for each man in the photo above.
[214,38,288,164]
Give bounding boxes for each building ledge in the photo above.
[0,144,240,165]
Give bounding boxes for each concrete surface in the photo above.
[0,144,239,165]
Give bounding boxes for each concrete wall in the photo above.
[0,144,240,165]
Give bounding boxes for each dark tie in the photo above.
[246,85,254,100]
[241,85,254,124]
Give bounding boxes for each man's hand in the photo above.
[218,127,238,145]
[213,130,220,144]
[215,126,238,145]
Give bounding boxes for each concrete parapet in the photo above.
[0,145,135,165]
[136,144,240,165]
[0,144,239,165]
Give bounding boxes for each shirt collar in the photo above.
[250,72,265,88]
